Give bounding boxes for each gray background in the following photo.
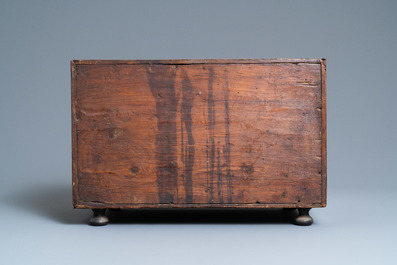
[1,0,396,264]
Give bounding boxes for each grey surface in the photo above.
[0,1,396,264]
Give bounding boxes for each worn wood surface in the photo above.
[72,59,327,209]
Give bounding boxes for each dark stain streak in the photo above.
[146,66,179,203]
[206,138,209,189]
[159,162,178,175]
[206,67,215,203]
[216,146,224,203]
[224,73,233,203]
[180,69,195,203]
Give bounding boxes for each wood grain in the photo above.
[71,59,326,209]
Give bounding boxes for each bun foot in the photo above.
[294,208,313,226]
[89,209,109,226]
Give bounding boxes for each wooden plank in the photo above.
[71,60,79,207]
[72,59,326,208]
[75,202,325,209]
[321,58,327,207]
[72,58,323,65]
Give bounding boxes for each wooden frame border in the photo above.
[72,58,322,65]
[71,60,79,207]
[320,58,327,207]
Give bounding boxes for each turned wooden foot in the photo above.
[294,208,313,226]
[89,209,109,226]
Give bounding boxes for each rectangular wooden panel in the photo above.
[72,59,327,209]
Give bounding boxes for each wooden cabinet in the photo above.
[71,59,327,225]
